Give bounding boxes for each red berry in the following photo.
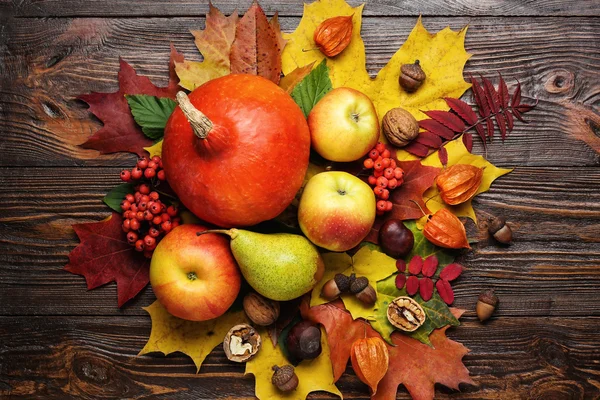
[144,210,154,221]
[376,176,388,188]
[149,227,160,238]
[373,169,384,178]
[126,231,138,244]
[373,160,384,171]
[125,193,135,203]
[375,142,386,153]
[381,158,390,168]
[122,211,132,220]
[172,217,181,224]
[135,240,145,252]
[130,219,140,231]
[134,192,142,203]
[381,149,391,159]
[139,184,150,195]
[171,220,181,229]
[161,220,172,233]
[389,159,397,169]
[138,202,148,212]
[161,213,171,222]
[148,160,158,170]
[383,168,394,180]
[161,203,167,213]
[152,216,163,226]
[144,168,156,179]
[122,219,131,232]
[376,210,385,216]
[150,203,162,214]
[144,235,156,247]
[149,191,159,201]
[131,167,143,180]
[167,205,178,217]
[120,200,131,211]
[120,170,131,182]
[363,158,374,169]
[380,189,390,200]
[130,204,138,213]
[387,178,398,189]
[140,195,150,203]
[145,242,157,252]
[143,250,154,259]
[151,156,161,164]
[385,201,393,211]
[368,175,377,186]
[394,167,404,180]
[157,170,166,181]
[377,200,387,211]
[136,211,145,221]
[369,149,380,160]
[374,186,384,197]
[137,157,149,169]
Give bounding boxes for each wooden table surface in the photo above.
[1,0,600,399]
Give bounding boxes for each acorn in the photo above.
[320,273,351,301]
[399,60,426,92]
[272,365,299,392]
[476,289,499,322]
[488,216,512,244]
[350,276,377,305]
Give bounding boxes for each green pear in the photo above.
[201,229,324,301]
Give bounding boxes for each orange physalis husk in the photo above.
[313,15,353,57]
[423,208,471,249]
[436,164,484,205]
[350,336,389,396]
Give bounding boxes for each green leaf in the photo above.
[126,95,177,140]
[372,276,459,347]
[103,183,135,212]
[291,59,332,117]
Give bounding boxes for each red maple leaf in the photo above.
[302,300,474,400]
[79,45,183,156]
[65,212,150,307]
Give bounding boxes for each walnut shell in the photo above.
[223,324,261,363]
[382,107,419,148]
[243,292,280,326]
[387,296,426,332]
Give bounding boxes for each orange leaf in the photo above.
[230,1,285,84]
[279,62,315,94]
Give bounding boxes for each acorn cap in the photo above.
[488,217,506,235]
[334,273,351,293]
[350,276,369,294]
[478,289,499,306]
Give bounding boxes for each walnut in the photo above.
[382,107,419,148]
[386,296,426,332]
[223,324,261,362]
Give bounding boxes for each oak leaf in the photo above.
[302,301,473,399]
[245,326,342,400]
[176,3,238,90]
[64,212,150,307]
[80,46,183,156]
[310,246,397,320]
[230,2,285,84]
[139,301,247,371]
[282,0,470,128]
[421,138,512,222]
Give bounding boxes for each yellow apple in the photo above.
[298,171,376,252]
[150,224,241,321]
[308,87,379,162]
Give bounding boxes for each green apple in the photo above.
[150,224,241,321]
[298,171,376,252]
[308,87,379,162]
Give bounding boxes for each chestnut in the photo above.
[285,320,322,361]
[379,219,414,258]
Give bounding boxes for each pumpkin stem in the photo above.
[176,91,213,139]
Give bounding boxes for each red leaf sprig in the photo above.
[395,256,463,304]
[405,74,538,160]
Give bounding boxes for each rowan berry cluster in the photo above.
[119,156,180,258]
[395,255,463,305]
[363,143,405,216]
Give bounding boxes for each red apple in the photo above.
[150,224,241,321]
[308,87,379,162]
[298,171,376,252]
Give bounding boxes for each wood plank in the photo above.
[7,0,600,17]
[0,166,598,316]
[1,315,599,399]
[1,17,599,167]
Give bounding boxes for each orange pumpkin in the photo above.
[162,74,311,227]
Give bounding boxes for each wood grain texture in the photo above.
[7,0,600,17]
[1,315,600,399]
[1,16,599,167]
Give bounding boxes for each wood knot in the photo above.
[532,338,570,371]
[528,379,584,400]
[585,118,600,138]
[73,358,110,385]
[544,69,574,94]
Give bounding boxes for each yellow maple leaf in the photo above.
[176,4,238,90]
[282,0,471,125]
[421,138,513,222]
[245,326,342,400]
[139,301,247,372]
[144,140,162,158]
[310,246,397,320]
